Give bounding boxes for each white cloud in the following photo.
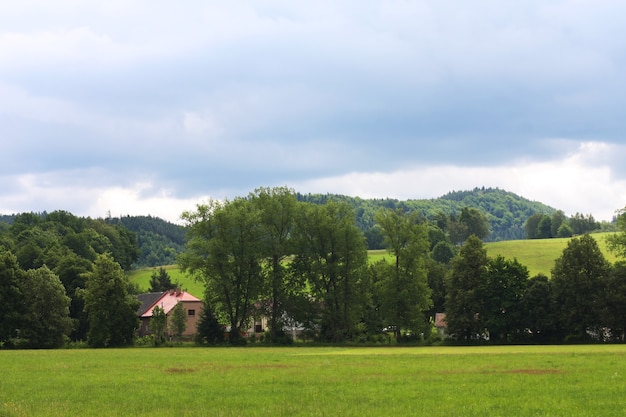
[288,141,626,221]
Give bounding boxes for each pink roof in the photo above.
[140,290,201,318]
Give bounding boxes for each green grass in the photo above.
[2,345,626,416]
[486,232,620,277]
[128,265,205,298]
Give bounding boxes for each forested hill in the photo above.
[297,187,557,242]
[105,215,186,268]
[0,188,558,267]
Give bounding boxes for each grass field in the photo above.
[2,345,626,416]
[485,232,619,277]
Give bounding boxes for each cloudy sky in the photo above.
[2,0,626,223]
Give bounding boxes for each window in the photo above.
[188,309,195,316]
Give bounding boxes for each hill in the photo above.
[1,188,587,267]
[105,215,186,268]
[298,187,558,243]
[485,232,620,277]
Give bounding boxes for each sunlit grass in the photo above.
[486,232,619,277]
[127,265,204,297]
[2,345,626,417]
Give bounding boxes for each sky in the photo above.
[2,0,626,223]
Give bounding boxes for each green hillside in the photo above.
[128,265,205,298]
[485,232,620,277]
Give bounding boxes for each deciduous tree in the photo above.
[291,202,368,342]
[19,266,72,348]
[179,198,264,345]
[0,251,24,345]
[81,253,140,347]
[169,301,187,342]
[249,186,300,343]
[551,234,610,341]
[445,236,489,341]
[481,255,528,343]
[150,305,167,345]
[374,208,431,341]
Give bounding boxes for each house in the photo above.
[137,289,203,339]
[434,313,447,338]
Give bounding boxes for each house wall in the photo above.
[137,300,204,339]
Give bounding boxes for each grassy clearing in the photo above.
[485,232,619,277]
[1,345,626,417]
[128,265,204,297]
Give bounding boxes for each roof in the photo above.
[137,292,165,316]
[138,289,202,318]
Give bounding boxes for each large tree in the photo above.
[0,251,24,345]
[604,262,626,341]
[481,255,528,343]
[521,274,558,342]
[374,208,431,341]
[445,235,489,341]
[249,186,301,343]
[551,234,610,341]
[291,202,368,342]
[81,253,140,347]
[19,266,73,348]
[179,198,264,344]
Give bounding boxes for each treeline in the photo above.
[524,211,606,239]
[0,211,140,347]
[184,187,626,345]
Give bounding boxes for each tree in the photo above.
[481,255,528,343]
[374,208,431,341]
[569,213,599,235]
[249,186,300,344]
[0,251,24,345]
[603,262,626,341]
[551,234,610,341]
[556,222,573,238]
[291,202,368,342]
[149,267,177,292]
[521,274,557,342]
[459,207,490,241]
[169,301,187,342]
[19,266,72,348]
[150,305,167,346]
[607,208,626,258]
[524,213,543,239]
[445,236,489,341]
[551,210,567,237]
[81,253,140,347]
[179,198,264,345]
[536,215,552,239]
[195,298,224,345]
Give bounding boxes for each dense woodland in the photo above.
[0,187,623,348]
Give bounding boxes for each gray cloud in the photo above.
[2,1,626,217]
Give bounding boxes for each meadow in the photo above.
[2,345,626,417]
[485,232,619,277]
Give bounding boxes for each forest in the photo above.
[0,187,623,348]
